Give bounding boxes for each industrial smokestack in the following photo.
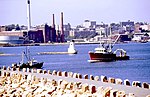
[60,12,64,42]
[27,0,31,31]
[52,14,55,29]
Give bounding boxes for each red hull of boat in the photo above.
[89,52,116,62]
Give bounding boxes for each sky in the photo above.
[0,0,150,27]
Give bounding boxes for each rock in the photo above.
[31,69,37,73]
[22,68,26,72]
[101,75,108,82]
[43,70,47,74]
[124,79,130,86]
[7,66,11,70]
[57,71,62,76]
[27,68,31,72]
[66,82,73,90]
[94,76,99,81]
[90,75,94,80]
[37,69,42,73]
[89,84,96,94]
[52,70,57,75]
[60,80,68,90]
[115,78,122,85]
[142,82,149,89]
[82,83,89,92]
[73,73,78,78]
[108,77,115,84]
[68,72,73,77]
[110,89,118,97]
[62,71,68,77]
[47,70,51,74]
[77,73,82,79]
[116,90,126,97]
[132,81,141,87]
[103,87,112,97]
[84,74,88,79]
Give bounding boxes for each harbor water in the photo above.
[0,42,150,83]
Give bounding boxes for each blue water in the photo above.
[0,42,150,83]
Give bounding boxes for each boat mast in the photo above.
[25,46,31,61]
[21,51,24,64]
[99,31,102,47]
[109,25,112,52]
[27,46,31,61]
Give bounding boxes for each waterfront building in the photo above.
[0,31,25,44]
[132,33,142,42]
[0,36,24,44]
[140,24,150,31]
[118,34,131,42]
[0,26,6,32]
[44,24,56,43]
[64,23,71,39]
[120,20,134,27]
[134,23,141,33]
[96,27,105,36]
[69,30,75,37]
[27,30,44,43]
[83,20,96,29]
[36,24,56,43]
[0,31,24,37]
[120,20,134,32]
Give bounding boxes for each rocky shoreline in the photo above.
[0,66,150,97]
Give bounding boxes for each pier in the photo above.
[0,53,16,56]
[0,66,150,97]
[38,52,75,55]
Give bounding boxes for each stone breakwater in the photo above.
[0,66,150,97]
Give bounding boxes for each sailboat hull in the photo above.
[88,52,116,62]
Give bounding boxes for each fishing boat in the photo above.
[17,47,43,69]
[88,30,129,63]
[88,42,116,62]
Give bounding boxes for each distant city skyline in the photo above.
[0,0,150,27]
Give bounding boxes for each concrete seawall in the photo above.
[38,52,70,55]
[0,67,150,97]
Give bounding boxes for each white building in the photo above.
[83,20,96,28]
[96,27,105,35]
[140,25,150,31]
[132,33,144,41]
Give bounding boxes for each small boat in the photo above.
[19,57,44,69]
[88,43,129,62]
[88,43,116,62]
[88,32,129,62]
[12,47,43,69]
[68,40,78,54]
[114,49,130,60]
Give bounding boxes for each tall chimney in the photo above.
[27,0,31,31]
[52,14,55,29]
[60,12,64,42]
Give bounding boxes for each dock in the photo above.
[38,52,75,55]
[0,53,16,56]
[0,66,150,97]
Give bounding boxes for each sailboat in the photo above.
[19,46,43,69]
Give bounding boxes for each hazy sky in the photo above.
[0,0,150,27]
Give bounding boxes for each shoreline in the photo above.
[1,67,150,97]
[0,41,148,47]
